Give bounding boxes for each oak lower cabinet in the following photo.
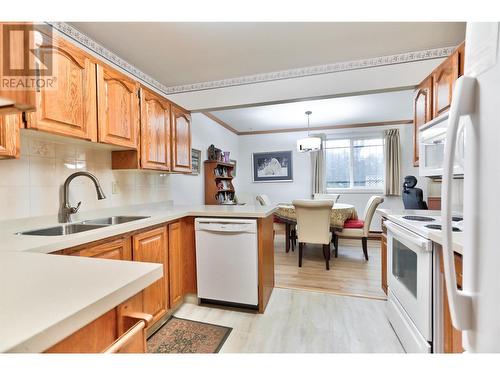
[381,219,388,295]
[168,221,183,307]
[413,76,433,167]
[139,87,171,170]
[132,226,169,325]
[64,237,132,260]
[45,291,152,353]
[438,246,464,353]
[171,105,192,173]
[97,64,140,149]
[25,34,98,141]
[0,114,22,159]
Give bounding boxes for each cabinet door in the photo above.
[439,248,464,353]
[140,87,171,170]
[46,309,118,353]
[26,36,98,141]
[0,114,21,159]
[69,237,132,261]
[133,227,168,324]
[0,22,37,112]
[97,65,139,148]
[168,221,183,307]
[413,76,432,167]
[171,105,192,173]
[457,42,465,77]
[432,51,459,118]
[381,233,388,295]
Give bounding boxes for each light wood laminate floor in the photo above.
[175,288,403,353]
[274,226,386,300]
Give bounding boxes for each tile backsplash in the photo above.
[0,131,170,221]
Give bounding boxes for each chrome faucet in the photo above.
[61,171,106,223]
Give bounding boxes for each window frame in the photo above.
[325,134,385,194]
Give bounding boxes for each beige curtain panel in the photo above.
[311,137,326,195]
[384,129,401,196]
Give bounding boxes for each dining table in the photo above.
[274,203,358,253]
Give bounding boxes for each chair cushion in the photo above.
[343,219,365,229]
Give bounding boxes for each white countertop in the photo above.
[377,208,464,254]
[0,202,275,353]
[0,252,162,353]
[0,202,276,254]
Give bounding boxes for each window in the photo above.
[325,137,384,191]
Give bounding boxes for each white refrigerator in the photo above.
[441,22,500,352]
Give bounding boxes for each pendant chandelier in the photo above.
[297,111,321,152]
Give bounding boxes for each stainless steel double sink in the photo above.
[16,216,151,236]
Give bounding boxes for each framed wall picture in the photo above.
[229,159,237,177]
[252,151,293,182]
[191,148,201,175]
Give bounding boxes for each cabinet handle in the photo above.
[103,311,153,354]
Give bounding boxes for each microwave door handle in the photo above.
[385,222,429,250]
[442,75,476,331]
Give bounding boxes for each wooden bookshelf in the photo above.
[204,160,236,205]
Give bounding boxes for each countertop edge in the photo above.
[5,263,163,353]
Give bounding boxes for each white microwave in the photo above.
[419,112,465,177]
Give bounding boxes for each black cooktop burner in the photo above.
[403,215,436,222]
[425,224,462,232]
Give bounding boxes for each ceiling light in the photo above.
[297,111,321,152]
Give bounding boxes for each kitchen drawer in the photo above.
[45,292,152,353]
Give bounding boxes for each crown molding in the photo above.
[202,112,240,135]
[48,22,455,97]
[48,22,172,97]
[237,119,413,136]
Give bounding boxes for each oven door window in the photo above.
[392,238,418,298]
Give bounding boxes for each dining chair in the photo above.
[256,194,272,206]
[332,196,384,261]
[293,199,334,270]
[313,193,340,203]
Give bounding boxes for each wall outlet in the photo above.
[112,181,119,194]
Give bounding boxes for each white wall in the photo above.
[237,124,423,231]
[166,113,239,204]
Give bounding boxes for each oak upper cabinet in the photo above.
[413,76,433,167]
[140,87,171,170]
[0,22,37,113]
[168,221,183,307]
[25,36,98,141]
[0,114,22,159]
[171,105,192,173]
[457,42,465,77]
[97,64,140,149]
[432,50,460,118]
[132,226,168,325]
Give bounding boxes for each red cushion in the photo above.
[343,219,365,229]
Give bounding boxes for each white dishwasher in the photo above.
[195,218,258,307]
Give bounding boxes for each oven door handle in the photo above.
[385,221,430,251]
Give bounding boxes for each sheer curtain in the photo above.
[384,129,401,196]
[311,135,326,195]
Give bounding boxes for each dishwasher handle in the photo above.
[196,221,257,234]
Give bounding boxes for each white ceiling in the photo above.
[210,89,414,133]
[70,22,465,87]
